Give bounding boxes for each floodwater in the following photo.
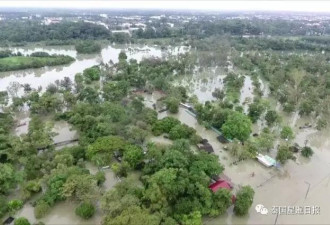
[16,162,119,225]
[85,162,120,191]
[0,44,187,93]
[53,121,79,150]
[158,107,330,225]
[5,43,330,224]
[240,76,254,113]
[175,67,226,103]
[14,116,78,150]
[17,199,102,225]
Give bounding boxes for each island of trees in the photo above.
[0,51,75,72]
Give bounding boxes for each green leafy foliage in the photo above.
[75,202,96,219]
[234,186,255,216]
[87,136,127,166]
[222,111,252,141]
[301,146,314,158]
[75,41,101,54]
[14,217,30,225]
[0,55,74,72]
[7,199,23,213]
[276,145,294,164]
[83,66,101,82]
[280,126,294,140]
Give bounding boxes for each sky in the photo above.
[0,1,330,13]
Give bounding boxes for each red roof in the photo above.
[209,179,233,192]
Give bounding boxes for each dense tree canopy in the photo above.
[222,111,252,141]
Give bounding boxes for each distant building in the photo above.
[44,17,62,25]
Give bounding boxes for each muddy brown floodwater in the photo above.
[0,44,188,94]
[5,44,330,224]
[157,106,330,225]
[175,67,226,103]
[16,163,119,225]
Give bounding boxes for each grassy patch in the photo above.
[0,55,75,72]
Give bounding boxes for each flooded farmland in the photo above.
[2,43,330,225]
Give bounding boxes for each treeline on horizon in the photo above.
[1,18,330,44]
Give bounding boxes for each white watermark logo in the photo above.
[255,204,269,215]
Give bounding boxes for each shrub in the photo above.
[276,145,294,164]
[83,67,101,82]
[165,97,180,113]
[280,126,294,140]
[75,41,101,54]
[14,217,30,225]
[75,202,95,219]
[301,146,314,158]
[34,200,51,219]
[234,186,255,216]
[7,199,23,212]
[95,171,106,186]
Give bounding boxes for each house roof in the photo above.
[209,179,232,192]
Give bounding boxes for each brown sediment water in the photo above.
[0,44,188,93]
[159,107,330,225]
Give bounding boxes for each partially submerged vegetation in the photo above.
[75,41,101,54]
[1,9,330,225]
[0,51,74,71]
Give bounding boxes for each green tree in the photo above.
[0,163,19,194]
[75,202,95,219]
[14,217,31,225]
[222,112,252,141]
[301,146,314,158]
[103,206,160,225]
[280,126,294,140]
[0,195,8,218]
[7,199,23,213]
[75,41,101,54]
[86,136,126,166]
[234,186,254,216]
[276,145,293,164]
[34,200,50,219]
[122,145,144,169]
[265,110,280,126]
[248,101,266,123]
[180,211,202,225]
[211,188,232,216]
[165,97,180,114]
[255,129,275,152]
[152,117,181,136]
[83,67,101,81]
[61,174,98,202]
[169,124,194,140]
[118,51,128,61]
